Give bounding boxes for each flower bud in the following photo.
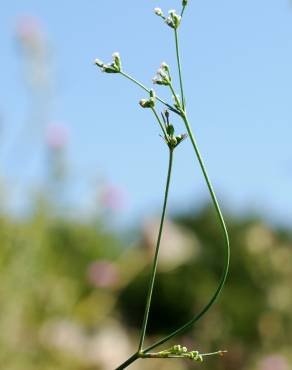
[165,9,181,29]
[94,58,104,68]
[154,7,163,16]
[139,99,149,108]
[173,345,182,353]
[161,62,170,72]
[112,52,121,71]
[166,124,174,136]
[182,0,188,6]
[139,95,155,108]
[176,133,188,145]
[197,355,203,362]
[149,89,156,99]
[102,64,119,73]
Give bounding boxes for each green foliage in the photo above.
[0,212,122,370]
[0,206,291,369]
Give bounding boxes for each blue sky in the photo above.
[1,0,292,226]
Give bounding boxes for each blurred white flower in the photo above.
[143,218,200,271]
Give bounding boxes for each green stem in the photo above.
[168,83,181,109]
[119,71,179,114]
[201,350,227,357]
[181,6,187,17]
[174,28,185,109]
[151,107,168,138]
[115,352,139,370]
[138,148,174,351]
[143,112,230,353]
[115,149,174,369]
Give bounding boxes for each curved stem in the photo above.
[119,71,179,114]
[138,148,174,351]
[174,29,185,109]
[143,113,230,353]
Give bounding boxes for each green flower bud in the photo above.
[102,64,119,73]
[153,78,169,86]
[112,52,122,71]
[197,355,203,362]
[139,96,155,108]
[150,89,156,99]
[94,58,104,68]
[166,124,175,136]
[172,345,182,353]
[182,0,188,6]
[176,133,188,145]
[139,99,150,108]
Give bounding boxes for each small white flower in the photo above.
[157,69,167,79]
[112,52,120,59]
[154,7,163,16]
[168,9,176,15]
[94,58,104,68]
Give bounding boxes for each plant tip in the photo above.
[94,58,103,67]
[154,7,163,17]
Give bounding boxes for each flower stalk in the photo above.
[94,1,230,368]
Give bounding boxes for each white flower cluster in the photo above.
[94,52,122,73]
[154,7,182,29]
[165,9,181,29]
[152,62,171,85]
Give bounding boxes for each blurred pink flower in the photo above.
[100,184,126,212]
[16,15,44,45]
[46,124,69,149]
[87,260,119,288]
[260,354,289,370]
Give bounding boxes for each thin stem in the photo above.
[174,29,185,109]
[181,6,187,17]
[168,82,181,109]
[119,71,179,113]
[142,353,186,359]
[201,350,227,357]
[141,350,226,359]
[143,112,230,353]
[151,107,168,138]
[115,352,139,370]
[138,148,174,351]
[119,71,150,94]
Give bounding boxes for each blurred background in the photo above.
[0,1,292,369]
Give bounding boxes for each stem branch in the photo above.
[138,148,174,351]
[143,113,230,352]
[115,352,139,370]
[174,29,185,109]
[119,71,179,114]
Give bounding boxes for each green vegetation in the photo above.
[0,205,291,369]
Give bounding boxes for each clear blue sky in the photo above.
[1,0,292,226]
